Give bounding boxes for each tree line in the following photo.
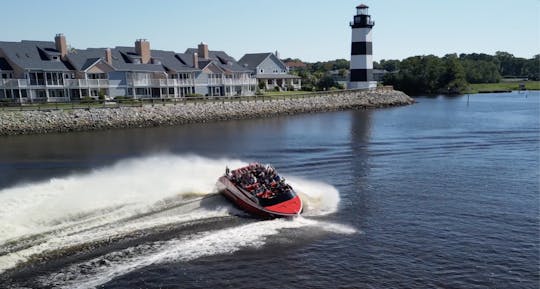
[283,58,349,91]
[284,52,539,95]
[378,52,540,95]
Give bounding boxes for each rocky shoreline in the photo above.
[0,89,414,136]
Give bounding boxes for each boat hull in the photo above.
[217,176,302,219]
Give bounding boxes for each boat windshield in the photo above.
[257,189,296,207]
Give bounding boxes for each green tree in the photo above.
[440,54,467,94]
[379,59,400,72]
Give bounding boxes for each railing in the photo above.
[223,79,257,86]
[1,78,257,89]
[128,79,194,87]
[64,79,109,87]
[0,79,29,88]
[0,79,110,88]
[0,88,386,111]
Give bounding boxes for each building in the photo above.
[284,60,307,71]
[0,35,257,102]
[348,4,377,89]
[186,43,256,96]
[372,69,389,82]
[239,52,301,91]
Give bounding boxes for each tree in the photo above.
[379,59,400,72]
[440,54,467,94]
[522,55,540,80]
[316,75,338,91]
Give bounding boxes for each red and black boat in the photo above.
[217,163,303,219]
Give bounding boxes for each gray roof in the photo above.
[185,48,251,73]
[0,58,13,71]
[150,50,199,72]
[0,40,250,75]
[0,40,73,71]
[66,48,107,71]
[238,53,273,70]
[111,47,166,72]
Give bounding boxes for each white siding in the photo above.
[351,28,372,43]
[350,55,373,69]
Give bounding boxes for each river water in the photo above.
[0,91,538,288]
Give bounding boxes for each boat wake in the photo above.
[0,154,355,288]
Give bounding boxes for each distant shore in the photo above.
[0,89,413,136]
[467,81,540,94]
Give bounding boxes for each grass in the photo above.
[467,81,540,93]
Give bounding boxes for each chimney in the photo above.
[135,39,151,64]
[193,52,199,69]
[104,48,113,65]
[198,42,209,59]
[55,33,67,59]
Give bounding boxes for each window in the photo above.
[178,73,191,80]
[49,89,65,98]
[88,73,107,80]
[36,89,47,98]
[136,88,149,96]
[46,73,53,85]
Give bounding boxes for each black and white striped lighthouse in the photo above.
[348,4,375,89]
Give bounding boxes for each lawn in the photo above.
[468,81,540,93]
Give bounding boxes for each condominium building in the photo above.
[239,52,301,91]
[0,34,257,102]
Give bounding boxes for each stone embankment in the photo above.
[0,89,413,136]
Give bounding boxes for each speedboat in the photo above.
[217,163,303,219]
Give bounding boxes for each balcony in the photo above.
[0,79,29,88]
[127,79,194,87]
[223,78,257,86]
[64,79,109,88]
[0,79,110,89]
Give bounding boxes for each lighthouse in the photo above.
[348,4,375,89]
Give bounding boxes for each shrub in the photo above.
[80,96,94,104]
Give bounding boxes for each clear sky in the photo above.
[2,0,539,62]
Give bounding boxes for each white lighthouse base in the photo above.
[348,81,377,90]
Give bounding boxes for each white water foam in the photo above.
[287,177,341,216]
[0,154,348,277]
[41,217,356,289]
[0,155,245,273]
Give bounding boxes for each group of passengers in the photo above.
[229,163,291,199]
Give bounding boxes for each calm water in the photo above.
[0,91,538,288]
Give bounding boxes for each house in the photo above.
[239,52,301,91]
[0,34,257,102]
[0,35,75,101]
[284,60,307,71]
[185,43,256,96]
[372,69,389,82]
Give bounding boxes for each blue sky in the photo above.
[2,0,539,62]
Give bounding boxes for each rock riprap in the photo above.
[0,89,414,136]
